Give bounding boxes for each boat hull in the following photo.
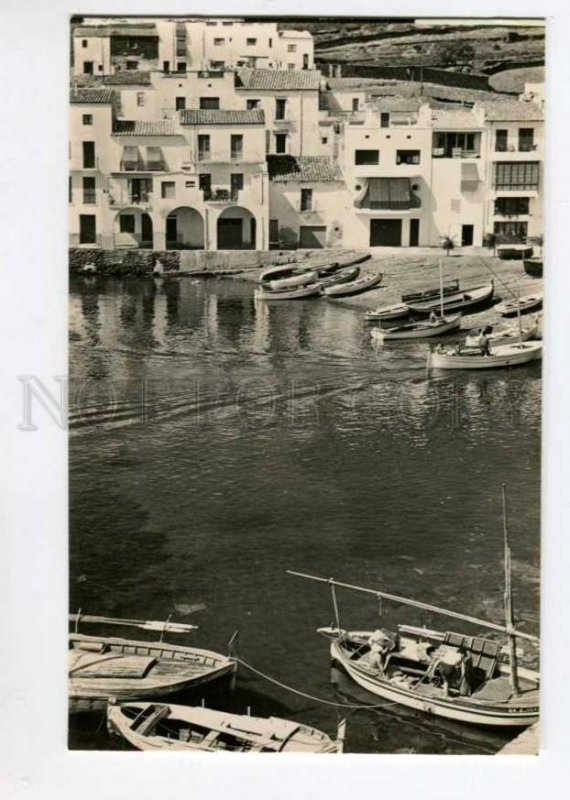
[255,284,321,301]
[464,322,538,348]
[330,638,538,728]
[317,266,361,290]
[406,283,494,314]
[428,341,542,370]
[365,303,409,322]
[495,296,543,316]
[324,273,383,297]
[373,315,461,341]
[269,270,318,290]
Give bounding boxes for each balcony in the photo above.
[82,192,97,205]
[109,192,153,209]
[432,147,480,159]
[197,150,247,163]
[119,159,167,172]
[203,188,241,204]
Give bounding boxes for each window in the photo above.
[288,44,297,52]
[199,174,211,195]
[275,133,287,154]
[126,60,138,70]
[82,176,96,204]
[275,98,286,120]
[434,132,477,157]
[177,62,186,72]
[380,112,390,128]
[494,221,528,242]
[247,99,260,110]
[222,21,233,26]
[120,215,136,234]
[288,63,295,70]
[230,173,244,199]
[210,61,225,69]
[82,141,95,168]
[269,38,273,48]
[82,114,93,125]
[494,197,530,216]
[175,96,186,111]
[214,38,225,46]
[200,97,220,110]
[231,134,243,159]
[69,176,72,203]
[206,21,217,26]
[161,181,175,199]
[518,128,535,152]
[493,162,540,190]
[355,149,379,165]
[198,135,210,160]
[136,92,145,107]
[495,129,508,152]
[83,61,94,75]
[82,39,88,48]
[396,150,420,165]
[247,38,257,46]
[79,215,96,244]
[321,137,328,144]
[303,54,309,69]
[163,60,170,73]
[352,98,360,112]
[300,188,313,211]
[269,218,279,243]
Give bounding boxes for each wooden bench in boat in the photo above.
[133,704,171,736]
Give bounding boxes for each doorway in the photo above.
[461,224,474,247]
[166,216,177,245]
[370,219,402,246]
[299,225,326,249]
[409,219,420,247]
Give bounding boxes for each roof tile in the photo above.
[236,68,321,92]
[70,87,116,104]
[113,120,177,136]
[267,155,343,183]
[179,108,265,125]
[480,100,544,121]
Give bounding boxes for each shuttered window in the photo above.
[493,162,540,190]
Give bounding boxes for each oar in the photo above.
[69,613,198,634]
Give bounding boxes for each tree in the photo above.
[441,235,455,256]
[434,40,476,68]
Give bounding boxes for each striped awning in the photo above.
[361,178,418,210]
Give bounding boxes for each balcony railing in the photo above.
[120,160,167,172]
[433,148,480,159]
[518,143,537,152]
[203,188,241,204]
[82,192,97,205]
[197,150,245,162]
[109,193,153,208]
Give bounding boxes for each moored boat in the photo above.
[324,273,383,298]
[372,314,461,341]
[68,614,236,713]
[464,319,539,349]
[317,266,360,290]
[255,283,321,301]
[402,280,460,304]
[427,341,542,370]
[107,701,346,753]
[269,270,318,291]
[523,259,543,278]
[365,303,410,322]
[495,294,543,316]
[406,282,494,315]
[288,486,540,728]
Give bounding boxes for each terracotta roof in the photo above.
[267,155,343,183]
[431,109,484,129]
[480,100,544,121]
[113,120,177,136]
[102,72,152,86]
[236,68,321,92]
[179,109,265,125]
[70,87,116,104]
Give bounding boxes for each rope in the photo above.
[234,657,400,711]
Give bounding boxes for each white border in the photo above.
[1,2,568,798]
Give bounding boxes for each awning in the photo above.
[359,178,419,210]
[461,162,480,192]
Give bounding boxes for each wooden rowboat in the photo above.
[523,259,543,278]
[269,270,318,291]
[495,294,543,316]
[317,266,360,290]
[288,487,540,728]
[365,303,409,322]
[401,280,459,304]
[406,282,494,314]
[372,314,461,341]
[68,615,236,713]
[427,341,542,370]
[107,701,346,753]
[255,283,321,301]
[323,273,383,298]
[464,319,539,349]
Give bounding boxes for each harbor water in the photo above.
[69,274,541,754]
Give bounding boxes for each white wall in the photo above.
[269,181,353,248]
[73,34,111,76]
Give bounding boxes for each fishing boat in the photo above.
[324,273,383,298]
[401,280,460,304]
[427,341,542,370]
[464,319,539,349]
[107,701,346,753]
[288,488,540,728]
[372,314,461,341]
[406,282,494,315]
[495,294,543,317]
[269,270,318,291]
[523,259,543,278]
[317,266,361,290]
[69,614,236,713]
[364,303,410,322]
[255,283,321,301]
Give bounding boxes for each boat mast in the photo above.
[439,259,444,318]
[516,283,523,345]
[502,484,520,695]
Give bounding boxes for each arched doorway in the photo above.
[217,207,256,250]
[165,207,205,250]
[114,209,153,249]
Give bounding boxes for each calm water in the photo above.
[69,275,541,754]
